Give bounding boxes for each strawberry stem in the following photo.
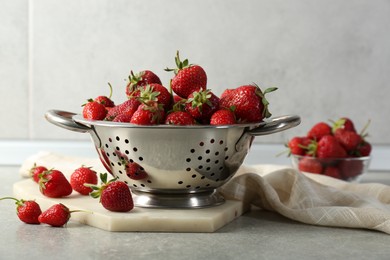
[107,82,113,99]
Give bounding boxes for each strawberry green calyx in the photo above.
[138,85,160,102]
[187,89,212,112]
[331,118,347,133]
[165,50,192,75]
[254,85,277,118]
[87,173,118,200]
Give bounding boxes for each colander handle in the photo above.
[45,110,91,133]
[247,115,301,136]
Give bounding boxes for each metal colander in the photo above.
[45,110,300,208]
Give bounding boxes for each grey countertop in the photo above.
[1,165,390,260]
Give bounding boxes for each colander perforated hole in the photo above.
[109,138,112,142]
[186,158,191,162]
[125,139,129,144]
[125,150,129,155]
[178,181,183,184]
[198,156,202,160]
[206,149,210,154]
[186,168,191,171]
[199,142,204,146]
[192,174,196,178]
[190,149,195,153]
[116,136,120,141]
[116,146,120,151]
[210,139,215,143]
[105,144,108,148]
[106,152,110,157]
[119,170,123,174]
[133,147,138,152]
[219,140,224,145]
[139,157,143,161]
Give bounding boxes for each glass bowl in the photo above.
[291,155,371,182]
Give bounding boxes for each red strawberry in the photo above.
[316,135,347,158]
[137,84,172,109]
[105,99,141,121]
[210,109,236,125]
[339,160,365,179]
[165,111,196,125]
[125,162,148,180]
[0,197,42,224]
[82,101,107,120]
[39,169,73,198]
[297,157,323,174]
[185,89,220,123]
[38,203,74,227]
[287,136,312,156]
[219,84,277,123]
[29,164,48,183]
[89,173,134,212]
[220,88,235,100]
[130,101,165,125]
[357,141,372,156]
[307,122,332,140]
[323,166,342,179]
[94,83,115,108]
[126,70,162,97]
[165,51,207,98]
[332,117,356,133]
[334,128,362,153]
[70,166,98,195]
[112,113,133,123]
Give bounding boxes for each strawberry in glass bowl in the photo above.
[287,118,372,182]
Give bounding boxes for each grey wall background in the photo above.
[1,0,389,145]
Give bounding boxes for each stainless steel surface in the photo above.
[45,109,300,208]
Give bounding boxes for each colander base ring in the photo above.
[132,190,225,208]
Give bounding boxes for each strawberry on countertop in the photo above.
[39,169,73,198]
[88,173,134,212]
[38,203,76,227]
[0,197,42,224]
[70,166,98,195]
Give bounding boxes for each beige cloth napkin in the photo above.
[19,151,390,234]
